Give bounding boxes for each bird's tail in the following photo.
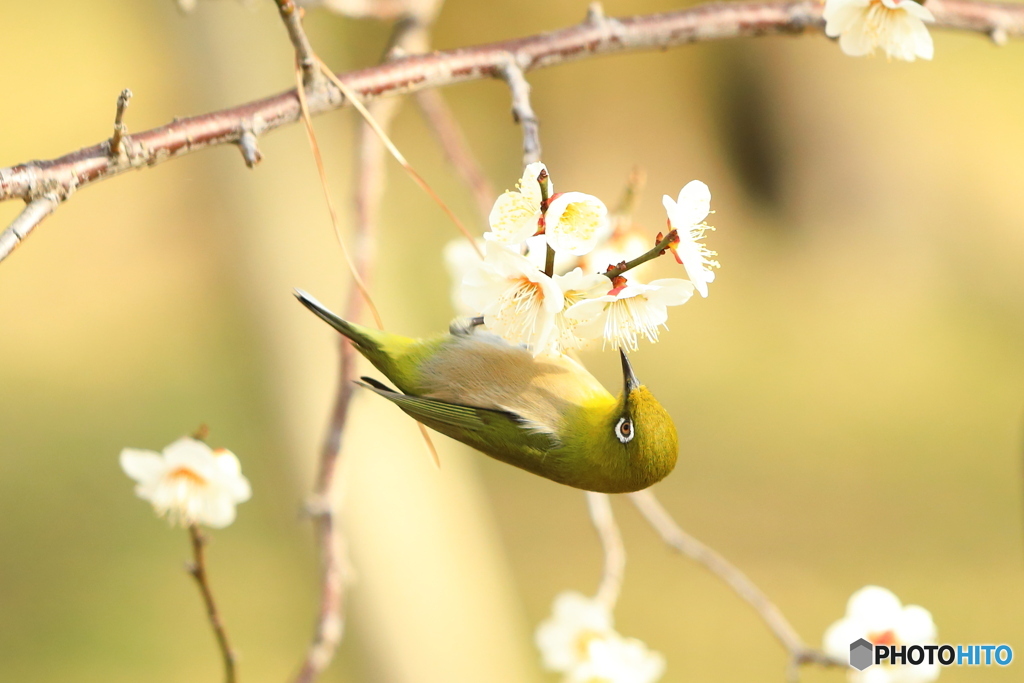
[293,289,382,354]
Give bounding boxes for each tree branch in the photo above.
[276,0,325,86]
[0,195,61,262]
[292,4,441,683]
[5,0,1023,262]
[187,525,239,683]
[497,59,541,166]
[628,490,844,679]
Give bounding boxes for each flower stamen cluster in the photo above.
[451,164,719,354]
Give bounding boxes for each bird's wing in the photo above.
[357,377,490,429]
[357,377,558,448]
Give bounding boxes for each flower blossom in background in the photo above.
[566,279,695,351]
[823,585,939,683]
[120,437,252,528]
[662,180,718,298]
[462,242,564,354]
[567,635,665,683]
[535,591,665,683]
[823,0,935,62]
[536,591,615,672]
[486,161,549,245]
[443,237,486,315]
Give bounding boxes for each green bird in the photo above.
[295,290,678,493]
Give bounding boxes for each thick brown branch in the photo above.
[3,0,1024,263]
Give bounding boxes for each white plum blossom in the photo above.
[566,279,695,351]
[824,0,935,62]
[535,591,616,672]
[461,242,564,354]
[567,635,666,683]
[662,180,719,298]
[120,438,252,528]
[823,586,939,683]
[551,268,613,352]
[545,191,610,256]
[486,161,549,245]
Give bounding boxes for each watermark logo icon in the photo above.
[850,638,873,671]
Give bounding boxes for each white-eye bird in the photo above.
[295,290,678,493]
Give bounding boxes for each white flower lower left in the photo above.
[120,437,252,528]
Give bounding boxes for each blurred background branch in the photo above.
[288,1,444,681]
[629,490,845,677]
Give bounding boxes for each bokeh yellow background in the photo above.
[1,0,1023,681]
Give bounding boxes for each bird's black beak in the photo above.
[620,349,641,394]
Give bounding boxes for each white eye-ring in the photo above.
[615,417,635,444]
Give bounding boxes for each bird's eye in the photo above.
[615,417,634,444]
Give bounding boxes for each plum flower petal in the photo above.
[551,268,612,352]
[486,162,549,245]
[567,635,666,683]
[535,591,615,673]
[545,192,609,256]
[461,242,563,354]
[120,437,252,529]
[443,238,485,315]
[566,278,695,351]
[824,0,934,61]
[823,586,939,683]
[662,180,719,298]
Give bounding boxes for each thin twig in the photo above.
[414,89,495,225]
[628,490,844,676]
[237,130,263,168]
[585,492,626,610]
[5,0,1024,262]
[275,0,324,86]
[603,229,676,280]
[109,89,132,158]
[0,195,60,262]
[187,525,238,683]
[496,60,541,166]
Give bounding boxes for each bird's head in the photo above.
[604,350,679,491]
